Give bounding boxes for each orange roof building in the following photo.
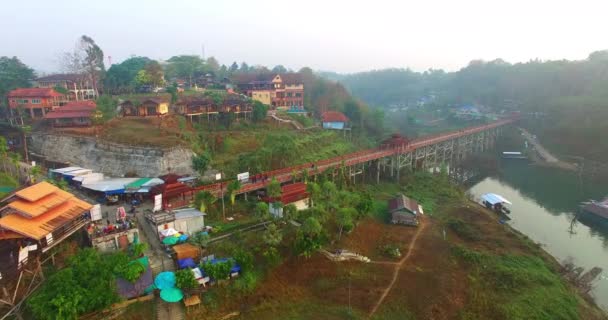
[0,182,92,251]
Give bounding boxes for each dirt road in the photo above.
[368,218,428,318]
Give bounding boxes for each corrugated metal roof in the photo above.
[174,208,205,220]
[481,193,512,205]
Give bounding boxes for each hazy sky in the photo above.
[1,0,606,74]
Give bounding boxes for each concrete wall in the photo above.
[30,132,196,177]
[92,228,139,252]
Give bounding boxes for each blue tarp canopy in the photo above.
[178,258,197,269]
[154,271,176,290]
[481,193,512,205]
[160,287,183,303]
[207,258,241,273]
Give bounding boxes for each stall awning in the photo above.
[481,193,512,205]
[82,178,139,194]
[126,178,153,189]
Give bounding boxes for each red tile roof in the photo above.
[322,111,349,123]
[59,101,97,112]
[44,110,93,119]
[7,88,64,98]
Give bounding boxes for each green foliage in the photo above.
[104,56,152,94]
[336,207,356,239]
[194,190,216,213]
[295,217,326,257]
[232,271,259,294]
[283,204,297,220]
[254,201,270,220]
[0,56,35,107]
[403,171,464,213]
[165,55,205,81]
[267,177,282,199]
[262,223,283,247]
[95,95,117,122]
[227,180,241,207]
[202,260,233,281]
[189,232,210,248]
[381,244,401,259]
[175,269,198,290]
[451,246,579,320]
[28,248,121,319]
[115,260,145,283]
[47,178,69,191]
[192,151,211,175]
[233,249,254,274]
[446,218,480,241]
[252,100,268,122]
[263,246,282,268]
[129,243,147,258]
[53,85,69,95]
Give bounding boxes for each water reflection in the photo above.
[469,160,608,311]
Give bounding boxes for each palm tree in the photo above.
[29,165,42,184]
[194,191,216,214]
[227,180,242,217]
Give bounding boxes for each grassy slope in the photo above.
[197,173,605,320]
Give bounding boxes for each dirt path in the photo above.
[368,218,427,318]
[519,128,577,170]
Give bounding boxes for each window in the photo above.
[31,99,41,104]
[287,93,292,97]
[295,93,302,97]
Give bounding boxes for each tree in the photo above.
[192,151,211,177]
[267,177,282,200]
[306,182,321,207]
[252,100,268,123]
[63,35,105,96]
[321,181,337,203]
[0,56,35,108]
[166,55,205,84]
[295,217,325,258]
[166,83,178,104]
[9,152,21,179]
[144,61,165,88]
[283,204,297,221]
[189,232,210,248]
[254,202,270,221]
[0,137,8,173]
[94,95,117,123]
[202,260,232,281]
[262,223,283,247]
[29,165,41,184]
[219,111,235,129]
[272,65,288,73]
[104,56,152,94]
[194,191,216,213]
[134,69,151,87]
[239,62,250,73]
[336,208,356,240]
[233,249,254,274]
[206,57,220,73]
[229,62,239,73]
[355,192,374,219]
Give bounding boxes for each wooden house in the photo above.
[121,97,169,117]
[388,194,422,226]
[43,100,97,127]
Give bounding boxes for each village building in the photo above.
[7,88,65,119]
[321,111,349,130]
[43,100,97,127]
[0,182,93,311]
[233,73,304,110]
[262,182,309,218]
[388,194,423,226]
[121,97,170,116]
[34,73,97,101]
[175,94,253,122]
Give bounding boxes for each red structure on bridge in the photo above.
[159,118,516,209]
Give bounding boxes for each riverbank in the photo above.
[519,127,578,171]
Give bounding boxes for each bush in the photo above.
[381,244,401,259]
[263,247,282,268]
[233,249,254,274]
[175,269,198,290]
[446,218,480,241]
[232,271,259,294]
[202,260,233,281]
[116,261,145,283]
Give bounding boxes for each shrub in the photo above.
[116,261,145,283]
[232,271,259,294]
[381,244,401,259]
[446,218,480,241]
[202,260,233,281]
[175,269,198,290]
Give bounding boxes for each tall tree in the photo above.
[272,65,287,73]
[144,61,165,88]
[166,55,204,84]
[206,57,220,73]
[229,62,239,73]
[63,36,105,96]
[239,62,250,73]
[104,56,151,94]
[0,56,35,108]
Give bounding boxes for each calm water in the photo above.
[469,160,608,311]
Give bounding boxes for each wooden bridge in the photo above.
[162,117,516,209]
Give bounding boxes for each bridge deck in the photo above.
[163,118,515,208]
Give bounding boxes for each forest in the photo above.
[335,50,608,161]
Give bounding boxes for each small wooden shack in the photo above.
[172,243,201,261]
[388,194,422,227]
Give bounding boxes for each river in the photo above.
[468,160,608,311]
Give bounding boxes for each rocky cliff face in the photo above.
[30,133,195,177]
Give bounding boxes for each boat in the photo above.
[481,193,512,215]
[581,198,608,220]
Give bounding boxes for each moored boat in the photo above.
[582,198,608,220]
[481,193,512,215]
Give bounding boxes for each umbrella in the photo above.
[162,237,180,245]
[154,271,176,290]
[160,287,183,303]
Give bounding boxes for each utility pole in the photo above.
[220,182,225,221]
